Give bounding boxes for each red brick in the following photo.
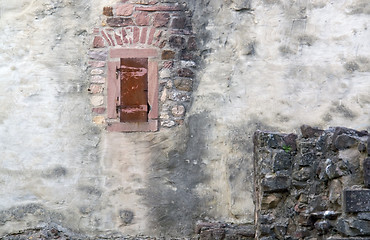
[133,27,140,43]
[92,108,106,114]
[163,61,173,68]
[106,17,134,27]
[103,6,113,16]
[105,30,116,46]
[101,30,112,46]
[116,4,134,16]
[125,27,133,44]
[93,36,105,48]
[121,28,129,43]
[147,28,156,45]
[140,27,148,44]
[115,32,123,45]
[133,12,151,26]
[153,13,170,27]
[135,5,183,12]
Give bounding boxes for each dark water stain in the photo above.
[140,112,211,237]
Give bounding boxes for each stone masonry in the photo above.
[254,125,370,240]
[88,0,197,130]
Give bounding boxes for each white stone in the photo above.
[90,96,104,106]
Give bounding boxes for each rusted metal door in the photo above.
[119,58,148,122]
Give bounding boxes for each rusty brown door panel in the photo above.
[120,58,148,122]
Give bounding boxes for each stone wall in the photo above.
[0,0,370,238]
[89,0,197,129]
[254,126,370,239]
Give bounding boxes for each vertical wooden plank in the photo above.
[148,60,158,120]
[107,61,120,118]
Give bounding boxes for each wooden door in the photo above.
[119,58,148,122]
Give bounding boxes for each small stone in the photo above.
[91,69,104,75]
[91,76,106,84]
[300,125,324,138]
[358,212,370,221]
[274,224,287,239]
[93,116,105,125]
[171,105,185,117]
[178,68,194,78]
[169,36,185,48]
[103,6,113,16]
[160,88,168,102]
[349,219,370,236]
[259,214,275,224]
[299,152,315,166]
[119,209,134,225]
[261,194,281,209]
[314,220,331,235]
[358,142,366,153]
[161,120,176,127]
[162,50,176,60]
[88,61,105,68]
[116,4,134,16]
[260,224,273,236]
[92,108,106,114]
[187,36,197,51]
[169,91,191,102]
[334,134,358,150]
[364,157,370,188]
[89,50,108,61]
[262,175,291,193]
[174,78,192,91]
[88,84,103,94]
[171,17,186,29]
[93,36,105,48]
[329,179,342,204]
[159,68,171,78]
[292,167,311,181]
[90,96,104,106]
[344,189,370,212]
[153,13,170,27]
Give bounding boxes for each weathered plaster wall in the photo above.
[0,0,369,238]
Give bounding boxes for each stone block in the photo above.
[88,50,107,61]
[153,13,170,27]
[103,6,113,16]
[261,194,281,209]
[273,151,292,171]
[300,124,324,138]
[174,78,192,91]
[162,50,176,60]
[334,134,358,150]
[134,12,150,26]
[364,157,370,188]
[169,35,185,48]
[292,167,311,181]
[93,36,105,48]
[344,190,370,212]
[171,17,186,29]
[116,4,134,16]
[92,108,106,114]
[106,17,134,27]
[262,175,290,193]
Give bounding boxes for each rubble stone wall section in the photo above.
[88,0,197,129]
[254,125,370,240]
